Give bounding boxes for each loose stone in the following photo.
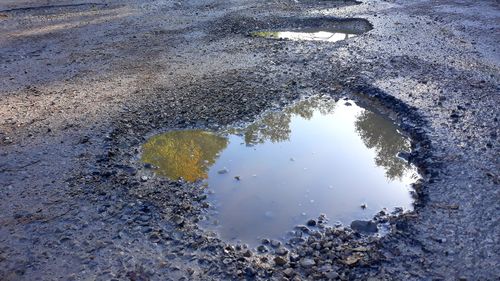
[350,220,378,233]
[274,256,287,266]
[300,258,316,268]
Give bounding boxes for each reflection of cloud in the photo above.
[354,111,411,181]
[142,130,228,182]
[237,97,337,145]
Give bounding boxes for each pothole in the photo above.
[251,28,359,42]
[141,96,419,246]
[250,18,371,42]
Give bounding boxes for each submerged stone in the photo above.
[350,220,378,233]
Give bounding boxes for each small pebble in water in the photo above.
[218,168,228,174]
[360,203,367,209]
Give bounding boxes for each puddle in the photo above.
[142,97,419,246]
[251,29,359,42]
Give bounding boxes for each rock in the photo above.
[300,258,316,267]
[149,233,161,243]
[275,247,288,256]
[270,240,281,248]
[343,254,362,266]
[274,256,287,266]
[244,267,256,277]
[217,168,228,174]
[172,215,184,226]
[289,253,300,262]
[324,271,340,279]
[289,237,305,244]
[350,220,378,233]
[352,246,370,252]
[294,225,310,233]
[283,268,294,277]
[360,203,367,209]
[243,250,253,257]
[306,219,316,226]
[137,215,151,222]
[257,245,268,253]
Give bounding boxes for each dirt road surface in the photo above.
[0,0,498,280]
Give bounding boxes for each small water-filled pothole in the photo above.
[142,97,419,246]
[250,18,371,43]
[251,28,359,42]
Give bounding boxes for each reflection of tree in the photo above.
[354,111,411,180]
[142,130,228,182]
[239,97,337,145]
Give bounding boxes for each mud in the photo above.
[0,0,499,280]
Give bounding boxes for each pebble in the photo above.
[270,239,281,247]
[300,258,316,267]
[324,271,340,279]
[275,247,288,256]
[257,245,268,252]
[283,268,294,277]
[350,220,378,233]
[217,168,228,174]
[274,256,287,266]
[244,267,256,277]
[243,250,253,257]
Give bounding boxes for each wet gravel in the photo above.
[1,0,499,280]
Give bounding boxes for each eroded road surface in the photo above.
[0,0,499,280]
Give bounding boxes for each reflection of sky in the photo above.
[274,31,357,42]
[206,100,417,246]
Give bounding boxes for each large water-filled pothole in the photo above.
[142,96,418,246]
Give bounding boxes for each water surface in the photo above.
[251,28,359,42]
[142,97,418,246]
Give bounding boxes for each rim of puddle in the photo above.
[138,95,421,247]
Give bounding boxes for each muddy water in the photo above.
[251,28,359,42]
[142,97,418,246]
